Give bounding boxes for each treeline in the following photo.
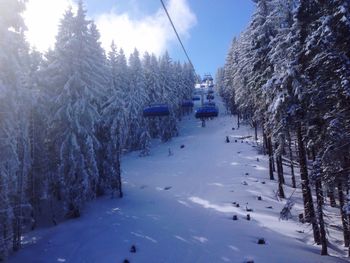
[217,0,350,256]
[0,1,195,260]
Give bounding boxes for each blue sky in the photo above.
[24,0,255,78]
[173,0,255,77]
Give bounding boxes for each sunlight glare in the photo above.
[23,0,76,51]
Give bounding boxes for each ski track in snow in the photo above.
[9,99,348,263]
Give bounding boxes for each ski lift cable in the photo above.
[160,0,199,82]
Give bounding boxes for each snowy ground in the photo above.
[9,100,348,263]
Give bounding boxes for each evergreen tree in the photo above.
[0,0,31,257]
[125,48,147,150]
[142,52,162,137]
[98,41,126,197]
[158,51,178,141]
[43,1,104,218]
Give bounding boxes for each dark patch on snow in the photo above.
[164,186,172,190]
[232,202,240,208]
[257,238,266,245]
[298,213,305,223]
[130,245,136,253]
[246,207,253,212]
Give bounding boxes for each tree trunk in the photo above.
[296,123,320,244]
[338,182,350,247]
[294,138,299,163]
[116,150,123,198]
[345,163,350,256]
[254,121,258,141]
[278,155,285,184]
[28,108,38,229]
[262,130,268,155]
[316,179,328,255]
[268,137,276,173]
[328,189,337,207]
[287,129,296,188]
[116,137,123,198]
[267,136,275,180]
[237,112,240,129]
[276,155,285,198]
[13,139,25,252]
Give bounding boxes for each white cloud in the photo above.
[23,0,77,51]
[96,11,166,56]
[22,0,197,57]
[95,0,197,56]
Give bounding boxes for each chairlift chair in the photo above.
[181,100,194,108]
[195,106,219,119]
[203,101,216,107]
[143,104,170,117]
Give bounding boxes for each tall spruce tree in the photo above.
[0,0,32,257]
[43,1,105,218]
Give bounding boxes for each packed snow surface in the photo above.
[9,101,347,263]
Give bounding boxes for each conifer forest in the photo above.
[217,0,350,257]
[0,1,195,259]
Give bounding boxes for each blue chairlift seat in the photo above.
[195,106,219,119]
[203,101,216,107]
[192,96,201,101]
[208,90,214,94]
[182,100,194,107]
[143,104,170,117]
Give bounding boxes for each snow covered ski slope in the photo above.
[9,103,347,263]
